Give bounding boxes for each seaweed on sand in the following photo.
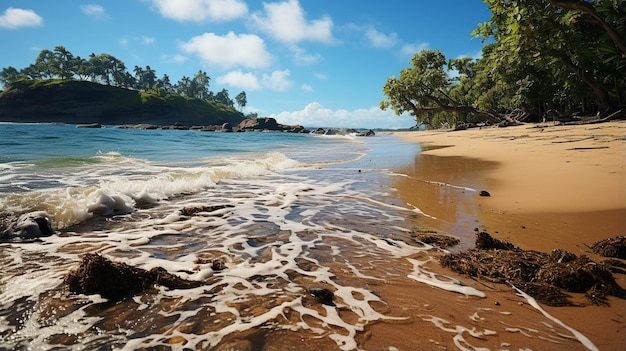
[440,232,624,306]
[591,236,626,259]
[65,253,202,300]
[411,229,460,249]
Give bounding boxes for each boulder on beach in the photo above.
[0,211,54,240]
[237,117,279,131]
[356,129,376,136]
[324,128,358,135]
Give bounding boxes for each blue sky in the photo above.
[0,1,491,129]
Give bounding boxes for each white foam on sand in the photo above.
[0,152,299,230]
[0,162,601,350]
[514,286,599,351]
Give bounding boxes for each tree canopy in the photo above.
[0,46,248,111]
[381,0,626,128]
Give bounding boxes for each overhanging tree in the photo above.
[476,0,625,115]
[380,49,498,127]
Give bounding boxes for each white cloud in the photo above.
[161,54,187,64]
[0,7,43,29]
[365,27,397,48]
[261,70,293,91]
[301,84,313,92]
[401,42,430,57]
[217,69,293,91]
[290,45,321,66]
[314,73,327,80]
[217,70,260,91]
[148,0,247,22]
[80,4,108,20]
[179,32,272,69]
[142,36,156,45]
[271,102,415,129]
[120,36,156,48]
[341,24,397,49]
[251,0,334,44]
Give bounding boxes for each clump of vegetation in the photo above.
[440,232,624,306]
[591,236,626,259]
[180,204,234,217]
[65,253,202,300]
[411,229,460,249]
[0,45,249,112]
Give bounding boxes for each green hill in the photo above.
[0,80,245,126]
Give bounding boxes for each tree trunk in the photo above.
[557,53,612,114]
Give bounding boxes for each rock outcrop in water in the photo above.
[0,211,54,240]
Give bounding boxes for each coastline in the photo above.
[382,121,626,349]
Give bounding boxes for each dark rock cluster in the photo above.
[115,117,376,136]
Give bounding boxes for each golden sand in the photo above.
[377,121,626,350]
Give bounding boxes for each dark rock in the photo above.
[281,124,309,133]
[479,190,491,197]
[65,253,202,300]
[212,259,226,271]
[0,211,54,240]
[307,286,334,305]
[76,123,104,128]
[220,122,232,132]
[237,117,279,131]
[310,128,326,134]
[163,123,188,130]
[115,124,159,130]
[356,129,375,136]
[325,128,357,135]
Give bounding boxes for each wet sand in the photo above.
[380,121,626,350]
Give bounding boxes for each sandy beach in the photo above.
[380,121,626,350]
[389,121,626,251]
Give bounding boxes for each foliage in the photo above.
[381,0,626,128]
[0,79,244,126]
[0,46,247,110]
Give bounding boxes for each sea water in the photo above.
[0,123,597,350]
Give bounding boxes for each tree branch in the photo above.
[549,0,626,55]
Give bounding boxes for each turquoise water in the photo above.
[0,123,363,165]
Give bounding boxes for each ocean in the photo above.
[0,123,598,350]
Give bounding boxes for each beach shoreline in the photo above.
[388,121,626,248]
[380,121,626,350]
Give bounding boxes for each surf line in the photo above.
[513,286,599,351]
